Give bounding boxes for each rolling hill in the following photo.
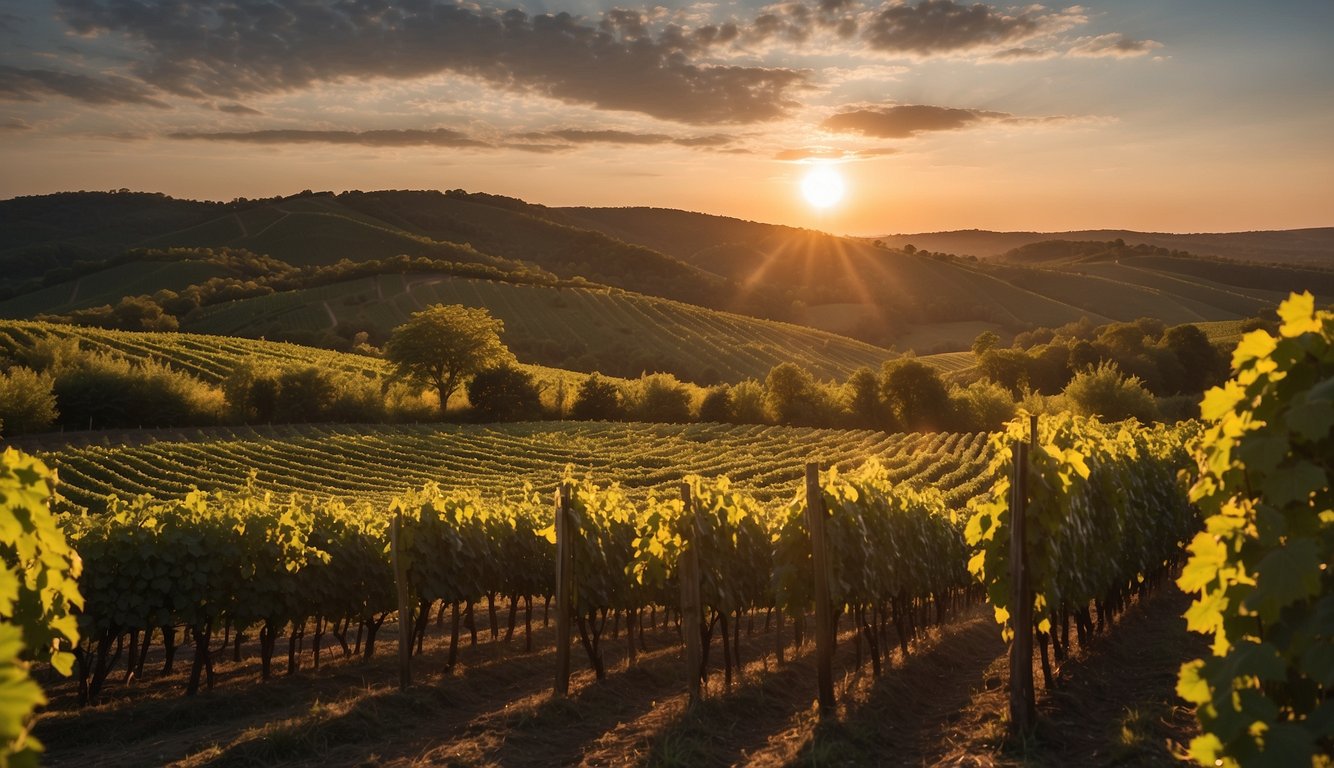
[179,272,900,383]
[870,227,1334,266]
[2,190,1328,365]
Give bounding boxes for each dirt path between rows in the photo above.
[37,586,1202,767]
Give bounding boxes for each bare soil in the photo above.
[36,585,1203,767]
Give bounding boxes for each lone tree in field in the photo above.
[385,304,514,416]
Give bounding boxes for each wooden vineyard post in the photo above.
[679,482,704,706]
[806,462,835,716]
[553,483,574,697]
[1008,421,1035,735]
[389,510,412,691]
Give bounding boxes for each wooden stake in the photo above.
[680,482,704,705]
[389,511,412,690]
[554,484,574,697]
[807,462,835,716]
[1008,431,1036,734]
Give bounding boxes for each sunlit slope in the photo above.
[183,273,902,383]
[0,260,236,317]
[17,422,992,513]
[0,320,597,393]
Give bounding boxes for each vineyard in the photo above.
[22,422,993,514]
[8,293,1329,768]
[183,273,901,382]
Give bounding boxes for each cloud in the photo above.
[517,129,675,145]
[168,128,489,148]
[989,46,1059,62]
[774,146,898,161]
[821,104,1009,137]
[1,117,32,131]
[54,0,806,124]
[1067,34,1163,59]
[217,103,263,116]
[861,0,1083,56]
[0,65,169,107]
[515,129,736,148]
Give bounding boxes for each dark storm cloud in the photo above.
[54,0,806,124]
[821,104,1008,137]
[169,128,489,148]
[861,0,1079,55]
[0,65,170,107]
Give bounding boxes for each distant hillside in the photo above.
[872,228,1334,266]
[4,191,1327,362]
[0,190,756,315]
[555,208,1328,346]
[181,272,902,384]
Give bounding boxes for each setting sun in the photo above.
[801,166,845,209]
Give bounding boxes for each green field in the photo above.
[0,320,610,399]
[18,421,993,513]
[183,273,905,383]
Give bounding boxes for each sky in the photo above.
[1,0,1331,235]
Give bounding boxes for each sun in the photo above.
[801,165,845,209]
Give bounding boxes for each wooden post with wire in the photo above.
[807,462,835,716]
[553,483,574,697]
[1008,416,1037,734]
[389,510,412,691]
[679,482,704,705]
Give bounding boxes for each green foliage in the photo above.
[384,304,514,415]
[466,364,543,421]
[627,373,693,424]
[764,363,817,425]
[571,374,624,421]
[772,461,968,618]
[972,331,1001,356]
[948,379,1016,432]
[965,414,1197,641]
[697,386,732,423]
[1062,362,1158,423]
[880,359,950,432]
[0,449,82,765]
[632,476,771,616]
[0,368,57,436]
[1177,292,1333,767]
[49,351,224,430]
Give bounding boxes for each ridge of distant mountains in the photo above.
[866,227,1334,266]
[1,190,1329,367]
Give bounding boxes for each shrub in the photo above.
[627,373,692,423]
[0,367,58,435]
[571,374,624,421]
[698,386,732,423]
[53,354,223,429]
[1061,361,1157,423]
[947,380,1016,432]
[729,380,769,424]
[467,365,544,422]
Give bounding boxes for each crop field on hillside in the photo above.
[184,274,900,382]
[22,422,993,514]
